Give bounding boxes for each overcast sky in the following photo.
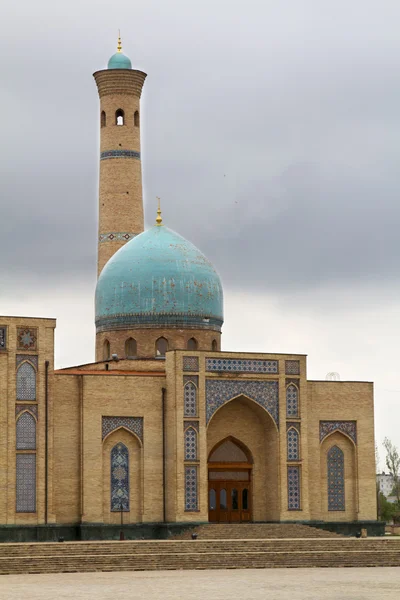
[1,0,400,467]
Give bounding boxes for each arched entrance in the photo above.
[208,437,252,522]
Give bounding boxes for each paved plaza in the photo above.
[0,567,399,599]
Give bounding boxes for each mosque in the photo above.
[0,38,378,540]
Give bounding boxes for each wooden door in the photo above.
[208,480,252,522]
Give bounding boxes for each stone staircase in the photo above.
[172,523,342,539]
[0,526,399,575]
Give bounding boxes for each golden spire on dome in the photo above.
[117,30,122,53]
[156,197,163,226]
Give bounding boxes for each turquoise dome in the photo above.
[108,52,132,69]
[95,225,224,332]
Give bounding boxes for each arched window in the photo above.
[187,338,198,351]
[16,362,36,401]
[16,412,36,450]
[111,443,129,511]
[212,339,218,351]
[155,337,168,357]
[287,428,299,461]
[103,339,110,361]
[16,454,36,513]
[220,488,227,510]
[134,110,140,127]
[184,382,197,417]
[327,445,345,511]
[101,110,106,127]
[115,108,124,126]
[184,427,197,461]
[209,488,216,510]
[286,384,299,417]
[125,337,137,358]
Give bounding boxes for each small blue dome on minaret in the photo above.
[108,34,132,69]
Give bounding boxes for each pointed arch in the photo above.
[212,339,218,351]
[206,389,279,432]
[155,337,168,357]
[115,108,124,126]
[110,442,129,511]
[187,337,198,351]
[327,445,345,511]
[184,426,198,461]
[16,411,36,450]
[103,425,143,447]
[286,383,299,417]
[208,436,253,464]
[125,337,137,358]
[16,361,36,401]
[103,339,110,361]
[101,110,106,127]
[287,427,300,461]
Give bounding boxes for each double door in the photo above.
[208,480,251,523]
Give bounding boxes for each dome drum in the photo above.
[95,313,222,333]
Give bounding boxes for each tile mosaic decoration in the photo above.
[286,384,299,418]
[183,420,199,432]
[16,362,36,401]
[206,379,279,426]
[99,232,137,243]
[102,416,143,443]
[16,412,36,450]
[17,328,37,351]
[287,466,301,510]
[327,445,345,511]
[100,149,141,160]
[286,422,300,432]
[111,443,130,511]
[0,327,6,349]
[16,454,36,512]
[285,360,300,375]
[184,382,197,417]
[184,427,198,461]
[16,355,38,370]
[206,358,278,374]
[183,356,199,372]
[16,405,38,418]
[320,421,357,444]
[287,428,300,461]
[185,466,198,511]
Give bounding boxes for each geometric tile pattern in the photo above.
[287,466,301,510]
[206,379,279,426]
[99,232,137,243]
[17,328,37,351]
[0,327,6,349]
[286,384,299,418]
[16,405,38,418]
[16,362,36,401]
[184,382,197,417]
[16,454,36,513]
[285,360,300,375]
[183,356,199,372]
[327,445,345,511]
[100,150,141,160]
[287,428,300,461]
[183,420,199,432]
[286,422,300,432]
[111,443,130,512]
[16,412,36,450]
[102,417,143,443]
[320,421,357,444]
[184,427,197,461]
[206,358,278,374]
[185,466,198,511]
[16,355,38,370]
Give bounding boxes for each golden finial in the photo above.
[156,197,163,226]
[117,30,122,53]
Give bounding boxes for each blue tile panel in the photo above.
[287,428,299,461]
[206,379,279,427]
[206,358,278,373]
[185,466,198,511]
[0,327,6,349]
[320,421,357,444]
[285,360,300,375]
[286,384,299,417]
[16,412,36,450]
[183,356,199,371]
[184,382,197,417]
[16,454,36,513]
[327,445,345,511]
[99,232,138,243]
[17,328,37,351]
[16,355,38,369]
[100,150,141,160]
[16,362,36,401]
[111,443,130,511]
[184,427,198,461]
[287,466,301,510]
[102,416,143,443]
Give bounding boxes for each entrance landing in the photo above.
[172,523,343,539]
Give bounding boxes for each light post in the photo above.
[120,500,125,541]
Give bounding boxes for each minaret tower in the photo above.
[93,36,147,275]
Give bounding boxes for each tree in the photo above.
[379,493,397,523]
[383,438,400,503]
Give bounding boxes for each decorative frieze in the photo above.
[285,360,300,375]
[102,416,143,443]
[206,379,279,427]
[99,232,137,243]
[183,356,199,372]
[206,358,278,374]
[100,149,141,160]
[320,421,357,444]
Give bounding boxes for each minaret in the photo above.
[93,35,147,275]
